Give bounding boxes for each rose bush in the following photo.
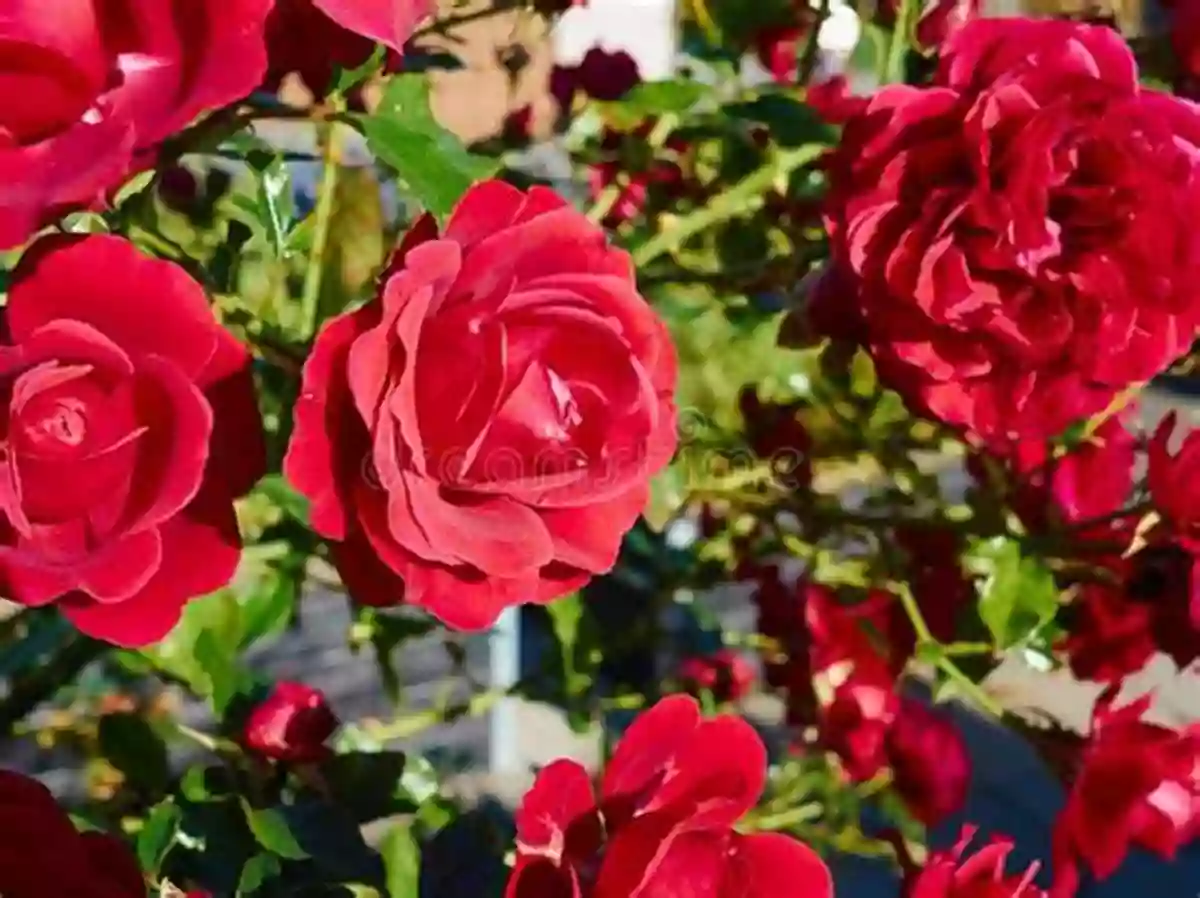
[0,5,1198,898]
[0,0,272,248]
[812,19,1200,447]
[0,235,262,646]
[285,180,677,629]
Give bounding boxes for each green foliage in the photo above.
[359,75,499,219]
[967,537,1061,651]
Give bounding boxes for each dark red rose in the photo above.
[813,20,1200,448]
[244,682,339,763]
[264,0,379,98]
[575,48,641,101]
[678,649,756,703]
[0,236,264,646]
[0,0,273,249]
[553,48,641,109]
[806,76,869,125]
[894,525,972,654]
[306,0,435,51]
[755,25,807,84]
[507,696,834,898]
[904,829,1046,898]
[1051,691,1200,897]
[285,180,677,630]
[1061,582,1160,683]
[885,698,971,827]
[0,770,145,898]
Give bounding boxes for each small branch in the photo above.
[799,0,831,86]
[632,145,826,268]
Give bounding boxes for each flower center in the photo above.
[24,398,88,449]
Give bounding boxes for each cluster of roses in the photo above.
[0,1,678,647]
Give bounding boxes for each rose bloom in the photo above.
[905,829,1046,898]
[0,236,263,646]
[0,0,273,249]
[506,695,834,898]
[286,180,677,629]
[813,20,1200,447]
[244,682,339,763]
[1051,691,1200,896]
[0,770,145,898]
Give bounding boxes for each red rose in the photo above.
[1173,0,1200,90]
[813,20,1200,447]
[678,649,756,703]
[507,696,834,898]
[244,682,340,763]
[0,236,263,646]
[285,180,677,630]
[0,770,145,898]
[754,25,807,84]
[1149,412,1200,549]
[0,0,272,249]
[553,48,642,109]
[904,829,1046,898]
[264,0,380,98]
[806,76,869,125]
[885,698,971,827]
[307,0,436,52]
[1051,691,1200,896]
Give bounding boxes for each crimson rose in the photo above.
[506,695,833,898]
[244,682,339,763]
[813,19,1200,447]
[0,0,272,249]
[308,0,435,52]
[904,829,1046,898]
[0,236,264,646]
[286,180,677,629]
[0,770,145,898]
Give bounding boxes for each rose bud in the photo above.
[574,47,641,101]
[885,698,971,827]
[244,682,339,763]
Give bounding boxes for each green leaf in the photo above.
[237,853,282,896]
[234,154,294,257]
[604,79,708,127]
[137,800,181,874]
[195,630,240,715]
[380,824,421,898]
[546,593,589,698]
[358,75,498,220]
[242,802,311,861]
[256,474,311,526]
[725,95,835,148]
[238,561,301,649]
[967,537,1060,650]
[97,712,170,793]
